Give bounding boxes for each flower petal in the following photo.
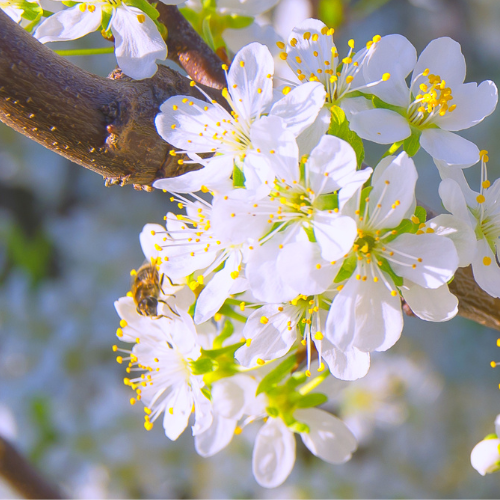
[471,438,500,476]
[296,408,357,464]
[270,81,326,136]
[420,129,479,166]
[194,414,237,457]
[111,6,167,79]
[320,337,371,381]
[252,418,296,489]
[401,281,458,322]
[349,109,411,144]
[471,238,500,298]
[34,5,102,43]
[313,212,357,262]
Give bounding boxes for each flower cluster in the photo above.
[109,17,500,488]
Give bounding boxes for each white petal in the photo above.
[438,178,474,223]
[296,106,331,157]
[192,383,213,435]
[155,95,230,152]
[212,375,260,420]
[162,383,192,440]
[420,129,479,166]
[111,6,167,80]
[471,238,500,298]
[252,418,296,489]
[227,42,274,121]
[320,337,371,381]
[349,109,411,144]
[426,214,477,267]
[388,233,458,288]
[436,81,498,131]
[250,115,299,183]
[270,82,326,136]
[278,241,338,296]
[313,212,357,262]
[471,438,500,476]
[195,414,237,457]
[296,408,357,464]
[306,135,358,195]
[34,5,102,43]
[362,34,416,107]
[435,159,478,207]
[368,152,418,230]
[194,251,241,324]
[412,37,466,90]
[153,155,233,194]
[401,281,458,321]
[326,272,403,353]
[139,223,166,262]
[246,232,298,303]
[236,305,297,366]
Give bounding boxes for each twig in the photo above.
[0,436,64,499]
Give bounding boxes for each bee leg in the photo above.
[158,300,180,317]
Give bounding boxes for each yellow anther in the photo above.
[280,52,288,60]
[260,316,269,324]
[234,426,243,435]
[120,319,127,328]
[314,332,324,341]
[477,194,486,204]
[282,86,291,95]
[245,338,252,347]
[276,41,285,49]
[391,290,398,297]
[305,370,311,377]
[482,180,491,189]
[382,73,391,81]
[257,358,265,365]
[130,398,136,405]
[483,256,492,266]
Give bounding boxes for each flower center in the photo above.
[408,70,456,128]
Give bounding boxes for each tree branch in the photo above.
[0,9,223,189]
[0,436,63,499]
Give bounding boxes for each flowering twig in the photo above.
[0,436,63,499]
[0,9,223,189]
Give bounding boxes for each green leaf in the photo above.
[233,164,245,188]
[213,319,235,349]
[20,0,42,21]
[334,252,357,283]
[295,392,328,408]
[256,355,297,395]
[124,0,160,20]
[328,105,365,168]
[202,15,216,52]
[201,341,245,361]
[403,130,421,157]
[414,206,427,224]
[315,192,339,212]
[377,257,403,287]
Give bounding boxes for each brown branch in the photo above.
[0,436,64,499]
[0,9,223,188]
[158,5,226,89]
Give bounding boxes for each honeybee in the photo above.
[131,261,175,319]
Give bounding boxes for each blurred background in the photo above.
[0,0,500,497]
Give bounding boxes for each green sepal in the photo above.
[201,341,245,361]
[328,105,365,168]
[217,303,247,323]
[303,224,316,243]
[485,433,499,440]
[334,252,357,283]
[190,357,217,375]
[382,219,414,242]
[124,0,160,20]
[315,192,339,212]
[357,185,373,219]
[256,355,297,395]
[61,1,78,6]
[294,392,328,408]
[285,371,307,390]
[403,130,421,157]
[413,206,427,224]
[266,406,279,418]
[20,0,43,21]
[201,386,212,400]
[213,319,235,349]
[289,421,310,433]
[377,257,403,287]
[100,9,113,33]
[371,95,406,115]
[233,163,246,188]
[223,14,254,30]
[202,0,216,9]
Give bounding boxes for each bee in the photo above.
[130,261,175,319]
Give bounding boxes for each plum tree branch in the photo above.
[0,8,224,189]
[0,9,500,332]
[0,436,63,499]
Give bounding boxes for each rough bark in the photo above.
[0,9,223,189]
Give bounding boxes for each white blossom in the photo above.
[471,414,500,476]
